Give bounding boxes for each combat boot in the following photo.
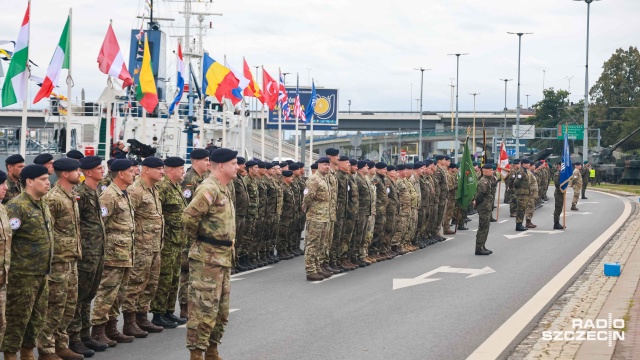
[3,353,17,360]
[190,349,204,360]
[136,312,163,333]
[234,261,248,272]
[475,245,491,255]
[306,273,324,281]
[318,269,332,278]
[19,348,36,360]
[490,217,497,222]
[90,324,117,348]
[164,311,187,326]
[35,354,62,360]
[358,258,371,266]
[82,336,108,352]
[458,225,469,231]
[205,342,222,360]
[122,312,148,338]
[55,348,84,360]
[69,340,95,358]
[105,317,134,343]
[554,222,565,230]
[515,223,528,231]
[571,205,579,211]
[483,246,493,254]
[444,229,455,235]
[510,213,516,217]
[526,220,537,228]
[180,304,189,320]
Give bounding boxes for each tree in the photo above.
[526,88,583,154]
[590,46,640,150]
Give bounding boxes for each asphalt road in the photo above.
[88,187,625,360]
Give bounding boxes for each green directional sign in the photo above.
[556,125,584,140]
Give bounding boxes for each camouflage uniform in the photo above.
[443,171,457,231]
[435,166,448,234]
[182,176,235,351]
[323,171,338,267]
[410,175,421,243]
[475,175,497,249]
[426,173,440,238]
[91,183,135,326]
[370,173,388,255]
[151,176,187,315]
[277,181,297,254]
[263,177,279,254]
[69,182,106,343]
[0,203,12,345]
[394,178,411,247]
[383,176,398,250]
[39,183,82,355]
[364,177,377,258]
[581,166,590,197]
[330,170,349,266]
[233,176,249,260]
[97,174,113,194]
[513,167,530,224]
[526,171,539,222]
[2,177,22,204]
[1,192,53,353]
[124,178,164,313]
[256,177,269,257]
[404,176,419,245]
[353,173,372,262]
[244,176,260,262]
[341,174,358,262]
[417,174,430,240]
[506,168,517,216]
[571,168,582,207]
[303,172,331,275]
[295,176,306,250]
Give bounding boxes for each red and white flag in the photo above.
[97,24,133,88]
[497,141,510,178]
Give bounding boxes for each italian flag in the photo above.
[33,15,70,104]
[1,3,30,107]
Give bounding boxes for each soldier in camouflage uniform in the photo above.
[383,165,399,255]
[323,149,340,274]
[289,164,304,256]
[264,163,282,263]
[1,165,52,360]
[182,148,238,360]
[525,162,539,228]
[394,165,412,253]
[425,161,440,242]
[151,157,188,329]
[0,171,11,347]
[243,161,260,268]
[232,158,251,269]
[443,163,459,234]
[2,154,25,204]
[295,164,307,255]
[277,171,297,259]
[90,159,137,347]
[417,162,430,247]
[434,155,449,239]
[330,156,352,271]
[178,148,210,319]
[553,162,567,230]
[364,162,377,262]
[409,164,422,249]
[570,163,583,211]
[97,158,117,193]
[513,159,531,231]
[69,156,109,354]
[506,161,519,216]
[370,163,388,259]
[39,158,84,360]
[474,164,497,255]
[353,162,372,265]
[341,160,360,268]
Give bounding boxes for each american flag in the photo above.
[279,72,290,120]
[294,74,306,122]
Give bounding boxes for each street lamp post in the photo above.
[470,93,480,153]
[448,53,468,161]
[526,94,530,109]
[565,75,574,97]
[499,79,513,133]
[508,32,532,159]
[414,67,430,161]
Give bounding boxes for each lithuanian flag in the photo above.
[136,35,158,113]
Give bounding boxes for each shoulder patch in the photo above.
[204,192,214,204]
[101,206,108,217]
[347,185,351,191]
[517,174,522,178]
[183,189,192,199]
[386,187,390,194]
[303,188,310,195]
[9,218,20,230]
[100,185,107,192]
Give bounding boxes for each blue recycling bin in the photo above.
[604,263,621,277]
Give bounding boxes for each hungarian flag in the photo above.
[262,68,278,110]
[97,24,133,88]
[497,141,510,179]
[33,15,70,104]
[243,58,264,103]
[1,3,30,107]
[135,35,158,113]
[455,138,478,209]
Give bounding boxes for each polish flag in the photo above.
[97,24,133,88]
[497,141,510,179]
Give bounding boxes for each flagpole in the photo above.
[105,77,112,161]
[19,0,31,157]
[261,104,265,159]
[294,73,299,162]
[222,98,226,148]
[278,69,282,160]
[241,99,246,157]
[309,112,314,166]
[142,107,147,145]
[65,8,73,154]
[496,181,501,221]
[563,190,567,228]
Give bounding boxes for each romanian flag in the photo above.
[202,53,239,103]
[135,35,158,113]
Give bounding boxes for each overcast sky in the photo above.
[1,0,638,112]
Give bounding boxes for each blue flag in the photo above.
[559,126,573,191]
[168,42,184,115]
[305,81,316,121]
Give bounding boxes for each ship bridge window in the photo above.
[83,124,95,143]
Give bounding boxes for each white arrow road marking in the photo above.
[577,202,599,204]
[443,237,455,242]
[230,309,240,313]
[392,266,495,290]
[565,211,593,217]
[504,230,565,239]
[499,220,509,224]
[230,278,244,282]
[312,273,346,284]
[230,266,273,279]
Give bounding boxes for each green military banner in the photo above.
[455,138,477,209]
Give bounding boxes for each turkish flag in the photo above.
[262,68,278,110]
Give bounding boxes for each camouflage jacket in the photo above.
[475,176,497,212]
[45,183,82,263]
[303,172,331,223]
[182,175,236,268]
[355,173,372,220]
[505,168,517,190]
[429,174,440,203]
[272,177,283,217]
[447,171,458,196]
[233,175,250,217]
[76,182,107,258]
[513,168,531,195]
[3,176,22,204]
[408,176,420,210]
[435,166,448,200]
[6,192,53,275]
[327,170,338,221]
[369,175,377,216]
[581,166,590,182]
[397,178,412,214]
[385,177,399,217]
[245,176,260,217]
[335,170,350,219]
[98,174,113,194]
[419,176,430,208]
[130,178,164,252]
[257,177,268,217]
[181,167,206,203]
[157,176,188,245]
[100,183,135,267]
[372,173,388,215]
[346,174,359,220]
[532,171,540,194]
[571,168,583,188]
[227,182,236,204]
[281,181,298,219]
[0,204,12,283]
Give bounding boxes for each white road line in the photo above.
[466,195,631,360]
[312,273,347,284]
[499,220,509,224]
[230,266,273,278]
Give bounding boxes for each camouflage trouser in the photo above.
[475,209,491,248]
[320,221,334,266]
[91,267,129,326]
[288,218,301,252]
[69,256,103,341]
[572,186,580,207]
[510,190,518,215]
[426,204,437,237]
[443,195,456,231]
[504,188,512,204]
[276,217,294,252]
[304,221,331,274]
[363,215,375,257]
[340,218,355,260]
[0,282,5,346]
[351,219,367,260]
[1,273,48,353]
[417,208,427,239]
[436,197,447,234]
[516,194,528,224]
[243,216,258,260]
[383,212,397,249]
[410,209,419,242]
[554,189,565,224]
[329,218,346,263]
[262,215,277,252]
[151,241,182,314]
[370,214,386,253]
[185,260,230,351]
[235,215,246,257]
[581,180,588,198]
[122,250,161,313]
[525,192,536,221]
[38,262,78,354]
[178,241,192,307]
[393,211,409,246]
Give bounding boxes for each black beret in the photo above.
[317,157,330,164]
[272,161,279,165]
[375,162,387,169]
[424,159,434,166]
[449,163,457,169]
[5,154,25,165]
[190,148,209,160]
[349,159,357,166]
[520,159,531,164]
[20,164,48,180]
[482,164,493,169]
[472,161,479,166]
[289,164,300,171]
[258,162,266,169]
[297,162,305,167]
[0,170,6,184]
[131,160,140,166]
[236,157,246,165]
[142,156,164,168]
[164,157,185,167]
[66,150,84,160]
[366,161,375,168]
[110,159,133,172]
[107,158,117,167]
[310,163,318,170]
[338,155,349,161]
[282,170,294,177]
[286,160,294,165]
[357,160,368,169]
[414,162,425,169]
[396,164,407,171]
[33,153,54,165]
[210,148,238,163]
[265,163,274,169]
[325,148,339,156]
[53,158,80,172]
[513,158,521,163]
[444,156,451,161]
[79,156,103,170]
[245,160,258,167]
[435,155,445,161]
[279,162,288,168]
[387,165,396,171]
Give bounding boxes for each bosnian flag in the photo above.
[497,141,510,179]
[279,71,290,120]
[293,73,305,122]
[168,42,184,115]
[223,58,249,106]
[97,24,133,88]
[34,15,70,104]
[1,3,29,107]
